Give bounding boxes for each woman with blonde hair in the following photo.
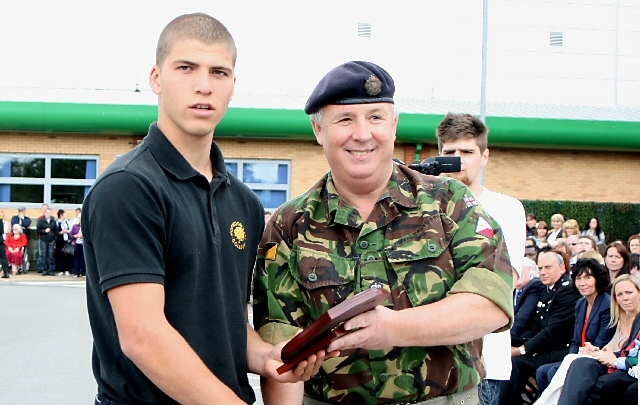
[562,219,580,237]
[547,213,565,247]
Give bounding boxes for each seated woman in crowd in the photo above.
[605,241,631,280]
[557,274,640,405]
[562,219,580,239]
[631,253,639,277]
[582,217,606,252]
[534,221,550,248]
[547,214,565,247]
[5,223,28,275]
[627,234,640,255]
[533,258,615,404]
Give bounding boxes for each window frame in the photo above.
[0,153,99,209]
[225,158,291,212]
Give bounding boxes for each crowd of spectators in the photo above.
[3,203,640,403]
[505,212,640,404]
[0,205,85,278]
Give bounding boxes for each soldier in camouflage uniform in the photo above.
[253,61,514,405]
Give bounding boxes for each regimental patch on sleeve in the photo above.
[476,216,495,238]
[463,196,478,208]
[265,242,278,261]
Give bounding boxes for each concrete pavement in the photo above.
[0,274,264,404]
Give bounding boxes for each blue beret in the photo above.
[304,61,395,115]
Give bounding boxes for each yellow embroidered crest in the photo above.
[230,221,246,250]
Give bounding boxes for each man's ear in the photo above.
[149,66,161,95]
[311,120,323,145]
[392,116,399,142]
[482,148,490,167]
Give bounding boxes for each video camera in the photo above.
[395,156,462,176]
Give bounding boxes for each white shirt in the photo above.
[478,186,526,380]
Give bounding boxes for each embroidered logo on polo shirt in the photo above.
[230,221,246,250]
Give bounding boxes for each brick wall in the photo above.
[1,132,638,220]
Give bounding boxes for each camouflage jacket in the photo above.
[253,163,513,404]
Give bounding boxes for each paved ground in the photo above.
[0,274,263,404]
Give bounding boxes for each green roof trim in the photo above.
[1,101,638,151]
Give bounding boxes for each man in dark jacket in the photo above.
[512,257,546,337]
[498,250,581,405]
[36,208,57,275]
[11,206,32,241]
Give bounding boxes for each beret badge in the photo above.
[364,74,382,96]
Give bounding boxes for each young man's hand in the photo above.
[263,341,339,383]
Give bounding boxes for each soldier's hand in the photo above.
[326,305,394,351]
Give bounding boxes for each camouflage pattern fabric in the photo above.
[254,163,513,405]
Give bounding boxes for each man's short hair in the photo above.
[156,13,237,67]
[541,248,570,275]
[579,235,597,250]
[435,112,488,153]
[630,253,640,270]
[526,213,537,221]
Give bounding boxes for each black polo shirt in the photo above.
[83,123,264,404]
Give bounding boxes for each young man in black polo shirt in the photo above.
[83,13,330,405]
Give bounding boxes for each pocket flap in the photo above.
[290,246,355,290]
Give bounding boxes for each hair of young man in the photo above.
[156,13,237,68]
[609,274,640,329]
[630,253,640,270]
[435,112,488,153]
[526,213,537,221]
[571,258,611,295]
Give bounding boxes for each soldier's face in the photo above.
[439,138,488,189]
[537,252,565,287]
[313,103,397,188]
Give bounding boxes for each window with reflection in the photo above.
[225,159,290,211]
[0,154,99,206]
